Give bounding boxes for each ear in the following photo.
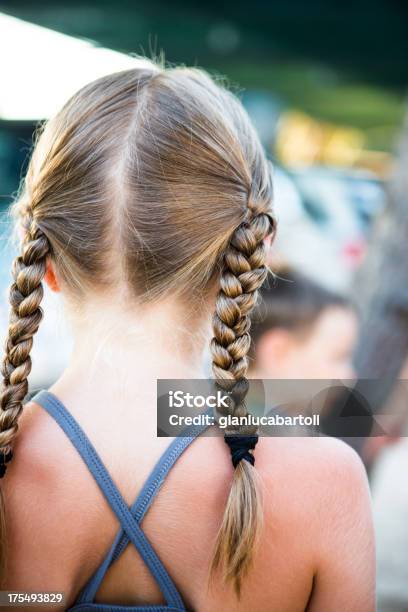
[256,328,295,370]
[264,233,273,248]
[43,258,60,293]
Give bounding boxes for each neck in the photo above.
[54,292,211,399]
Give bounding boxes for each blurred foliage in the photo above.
[0,122,32,210]
[0,0,407,150]
[1,0,407,83]
[224,62,405,152]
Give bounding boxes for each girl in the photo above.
[0,61,374,611]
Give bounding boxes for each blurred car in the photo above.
[271,165,385,292]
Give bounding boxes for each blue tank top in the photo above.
[31,389,209,612]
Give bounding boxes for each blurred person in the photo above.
[371,431,408,612]
[248,267,363,447]
[250,267,358,380]
[0,62,374,611]
[368,358,408,611]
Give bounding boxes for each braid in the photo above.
[212,208,274,427]
[210,201,275,593]
[0,211,49,459]
[0,209,49,577]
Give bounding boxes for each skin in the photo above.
[2,266,375,611]
[253,306,358,380]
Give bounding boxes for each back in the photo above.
[3,384,374,612]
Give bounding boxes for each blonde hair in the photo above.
[0,61,275,591]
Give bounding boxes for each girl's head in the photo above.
[0,62,275,589]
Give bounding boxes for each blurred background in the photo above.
[0,2,408,609]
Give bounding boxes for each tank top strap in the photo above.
[31,390,186,611]
[80,410,212,601]
[79,414,211,604]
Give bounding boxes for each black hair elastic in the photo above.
[0,449,13,479]
[224,435,258,468]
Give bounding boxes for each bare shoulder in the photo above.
[171,433,374,611]
[257,434,369,496]
[256,435,372,546]
[174,432,370,530]
[256,435,375,611]
[2,400,106,598]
